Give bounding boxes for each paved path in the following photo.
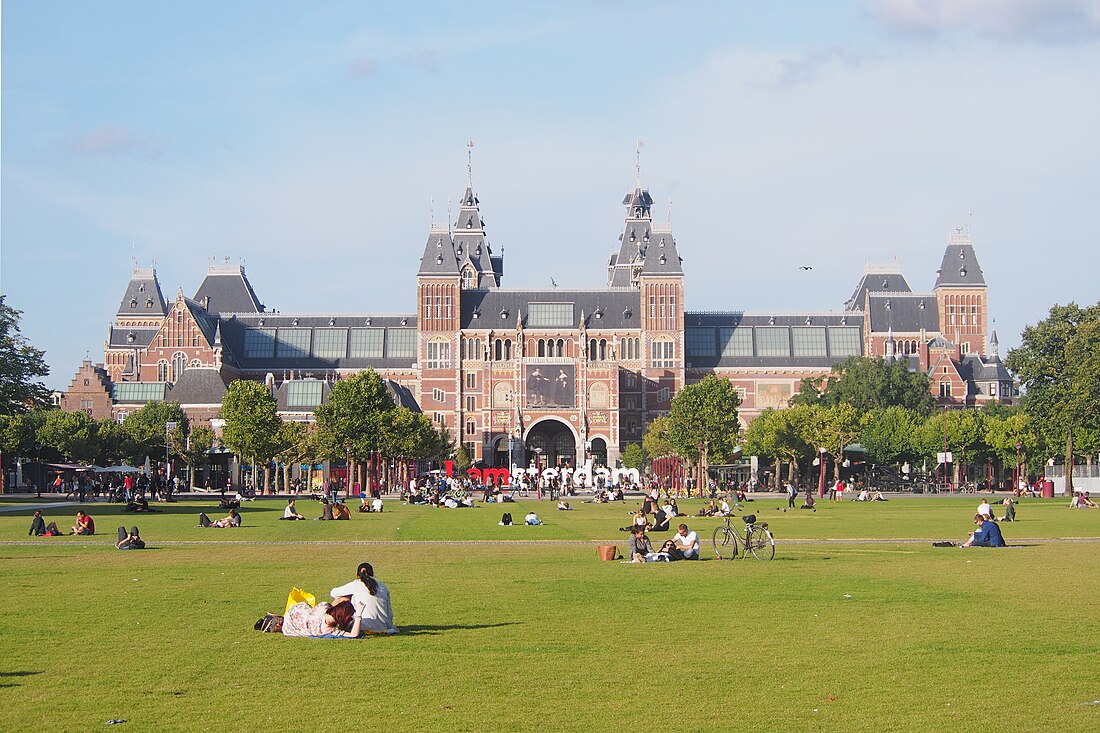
[0,501,83,514]
[2,537,1099,548]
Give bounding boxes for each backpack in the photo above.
[500,513,513,526]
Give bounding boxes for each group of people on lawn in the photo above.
[273,562,398,638]
[628,523,700,562]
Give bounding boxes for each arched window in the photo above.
[557,339,565,357]
[190,359,201,367]
[157,360,169,382]
[494,339,502,361]
[461,267,476,290]
[171,352,186,382]
[538,339,546,358]
[504,339,512,360]
[599,339,607,361]
[426,338,451,370]
[589,339,597,360]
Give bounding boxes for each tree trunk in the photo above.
[1065,427,1075,494]
[774,457,781,489]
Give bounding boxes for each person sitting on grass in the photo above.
[657,538,685,561]
[71,511,95,535]
[673,523,700,560]
[977,499,995,521]
[651,505,671,532]
[330,562,398,635]
[800,494,816,511]
[332,501,351,520]
[627,527,653,563]
[524,511,543,526]
[698,500,717,517]
[317,498,335,520]
[199,508,241,528]
[116,526,146,550]
[282,499,306,520]
[557,500,572,510]
[717,498,732,516]
[1000,496,1016,522]
[856,488,869,502]
[1072,492,1098,508]
[125,493,161,513]
[871,490,888,501]
[961,514,1006,548]
[282,598,363,638]
[28,510,47,536]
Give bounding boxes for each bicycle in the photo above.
[712,513,775,561]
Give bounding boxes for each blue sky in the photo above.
[3,0,1099,389]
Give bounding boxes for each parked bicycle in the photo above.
[713,513,775,561]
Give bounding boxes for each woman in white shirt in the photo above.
[330,562,398,635]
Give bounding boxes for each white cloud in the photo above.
[869,0,1100,43]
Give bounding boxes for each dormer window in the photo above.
[472,308,481,320]
[629,230,635,242]
[127,332,136,343]
[634,207,641,217]
[882,279,889,288]
[436,254,444,265]
[461,267,476,290]
[139,284,145,293]
[466,217,473,228]
[919,300,926,310]
[146,298,154,308]
[659,238,665,247]
[623,308,632,319]
[959,267,967,277]
[437,238,443,248]
[659,254,667,265]
[885,300,892,310]
[500,308,509,320]
[130,299,137,309]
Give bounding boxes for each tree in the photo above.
[95,419,135,466]
[176,426,216,488]
[219,380,282,490]
[314,370,395,460]
[620,443,646,470]
[743,406,815,487]
[859,406,921,468]
[794,356,934,415]
[453,441,472,471]
[641,415,676,458]
[1006,301,1100,493]
[803,403,861,482]
[122,402,189,465]
[0,295,50,414]
[985,410,1038,486]
[37,410,99,463]
[664,375,742,463]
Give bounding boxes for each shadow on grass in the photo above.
[0,671,42,687]
[399,622,517,636]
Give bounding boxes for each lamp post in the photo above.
[165,421,177,493]
[533,447,543,500]
[817,447,827,499]
[345,443,352,499]
[1014,442,1022,494]
[942,405,949,491]
[35,442,43,499]
[697,442,704,499]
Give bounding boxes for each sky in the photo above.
[3,0,1099,390]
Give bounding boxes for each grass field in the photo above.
[2,495,1098,732]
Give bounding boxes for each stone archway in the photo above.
[525,418,577,470]
[589,437,608,468]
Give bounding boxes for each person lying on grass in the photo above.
[124,494,161,513]
[116,526,145,550]
[524,511,543,525]
[199,508,241,528]
[282,598,363,638]
[961,514,1006,548]
[71,511,95,535]
[330,562,398,635]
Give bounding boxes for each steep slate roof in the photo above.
[418,225,460,276]
[845,266,911,311]
[934,233,986,287]
[385,380,421,411]
[452,185,501,287]
[639,226,684,277]
[459,289,641,330]
[168,368,230,405]
[108,326,159,348]
[608,185,654,287]
[866,292,940,332]
[217,313,419,372]
[116,268,168,318]
[959,354,1013,382]
[183,298,219,345]
[193,264,265,313]
[684,312,864,369]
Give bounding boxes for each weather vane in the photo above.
[467,138,475,187]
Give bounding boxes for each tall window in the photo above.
[461,267,476,290]
[157,360,169,381]
[465,396,476,412]
[651,338,675,368]
[171,352,186,382]
[466,373,476,389]
[465,419,476,436]
[426,339,451,369]
[940,382,952,398]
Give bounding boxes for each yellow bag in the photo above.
[285,587,317,615]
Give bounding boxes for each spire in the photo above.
[467,138,475,188]
[635,139,644,187]
[990,320,1000,357]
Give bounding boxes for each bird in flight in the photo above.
[798,266,813,271]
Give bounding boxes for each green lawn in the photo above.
[2,497,1098,732]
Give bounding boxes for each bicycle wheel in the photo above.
[748,525,775,561]
[712,526,739,560]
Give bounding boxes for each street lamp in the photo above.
[345,443,352,499]
[816,447,827,499]
[35,442,43,499]
[533,447,543,500]
[1014,442,1022,495]
[697,442,704,499]
[165,421,177,494]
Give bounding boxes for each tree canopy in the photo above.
[0,295,50,414]
[219,380,282,464]
[662,375,742,463]
[790,356,934,415]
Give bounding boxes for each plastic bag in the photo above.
[285,587,317,615]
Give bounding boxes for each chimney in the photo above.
[203,295,211,310]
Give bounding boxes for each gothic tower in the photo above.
[934,229,988,356]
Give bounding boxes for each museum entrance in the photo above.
[525,419,576,470]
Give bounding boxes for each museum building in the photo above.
[61,170,1016,469]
